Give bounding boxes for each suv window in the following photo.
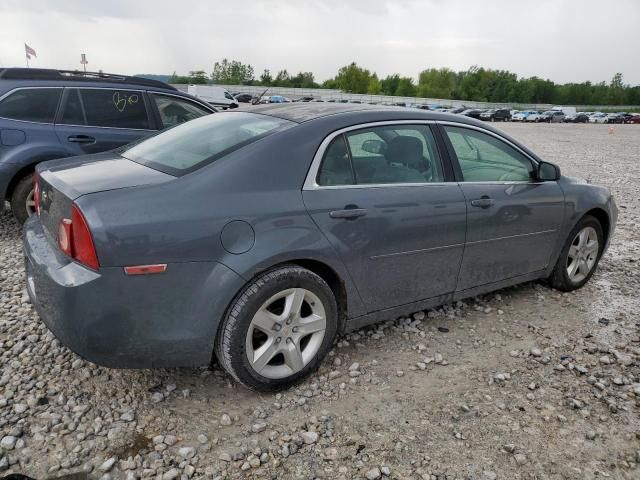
[317,124,444,186]
[60,89,86,125]
[444,126,534,182]
[151,93,211,129]
[59,89,150,129]
[0,88,62,123]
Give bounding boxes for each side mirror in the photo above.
[537,161,561,181]
[361,139,386,155]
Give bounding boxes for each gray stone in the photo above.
[99,457,117,472]
[300,431,318,444]
[0,436,16,450]
[366,467,382,480]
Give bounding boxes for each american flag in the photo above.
[25,44,37,59]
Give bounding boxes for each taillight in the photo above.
[58,219,72,256]
[57,203,100,270]
[33,172,40,216]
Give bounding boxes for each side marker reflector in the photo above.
[124,264,167,276]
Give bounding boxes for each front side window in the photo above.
[121,111,292,176]
[316,124,444,186]
[151,94,211,129]
[70,89,150,129]
[0,88,62,123]
[444,126,534,182]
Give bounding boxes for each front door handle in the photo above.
[68,135,96,144]
[470,196,494,209]
[329,207,368,219]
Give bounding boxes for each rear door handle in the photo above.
[329,208,368,219]
[470,196,494,209]
[68,135,96,144]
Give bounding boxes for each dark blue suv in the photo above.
[0,68,215,223]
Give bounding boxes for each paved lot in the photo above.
[0,123,639,479]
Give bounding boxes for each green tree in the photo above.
[330,62,373,93]
[380,74,401,95]
[259,69,273,86]
[395,77,417,97]
[290,72,318,88]
[168,70,208,84]
[417,68,456,98]
[211,59,254,85]
[273,70,291,87]
[367,74,382,94]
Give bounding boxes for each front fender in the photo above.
[547,177,618,274]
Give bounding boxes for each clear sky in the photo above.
[1,0,638,85]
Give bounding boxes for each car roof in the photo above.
[250,103,393,123]
[0,68,176,92]
[246,103,524,133]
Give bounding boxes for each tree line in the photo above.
[168,60,640,106]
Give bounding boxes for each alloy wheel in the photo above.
[566,226,599,283]
[245,288,327,379]
[25,188,36,217]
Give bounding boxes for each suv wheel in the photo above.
[11,174,35,225]
[215,265,338,391]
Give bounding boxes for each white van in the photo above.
[552,106,577,116]
[187,85,239,109]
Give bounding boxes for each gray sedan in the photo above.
[23,104,617,391]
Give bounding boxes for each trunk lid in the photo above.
[37,152,173,239]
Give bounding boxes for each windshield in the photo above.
[121,112,293,176]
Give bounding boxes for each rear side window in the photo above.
[317,124,444,186]
[151,93,211,129]
[121,112,293,176]
[0,88,62,123]
[59,89,150,129]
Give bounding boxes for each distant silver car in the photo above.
[24,104,617,391]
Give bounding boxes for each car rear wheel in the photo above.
[548,215,604,291]
[215,265,338,391]
[10,173,35,225]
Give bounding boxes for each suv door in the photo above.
[440,124,564,291]
[54,88,155,156]
[303,122,467,312]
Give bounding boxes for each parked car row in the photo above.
[232,96,640,124]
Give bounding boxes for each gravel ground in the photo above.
[1,123,639,480]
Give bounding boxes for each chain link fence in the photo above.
[174,84,640,112]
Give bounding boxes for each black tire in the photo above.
[215,265,338,391]
[10,173,34,226]
[547,215,604,291]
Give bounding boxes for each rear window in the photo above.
[121,112,293,176]
[0,88,62,123]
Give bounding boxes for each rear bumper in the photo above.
[23,216,246,368]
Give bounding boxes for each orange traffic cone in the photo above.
[608,126,615,134]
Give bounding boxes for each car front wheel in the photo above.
[10,173,35,225]
[215,265,338,391]
[548,215,604,291]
